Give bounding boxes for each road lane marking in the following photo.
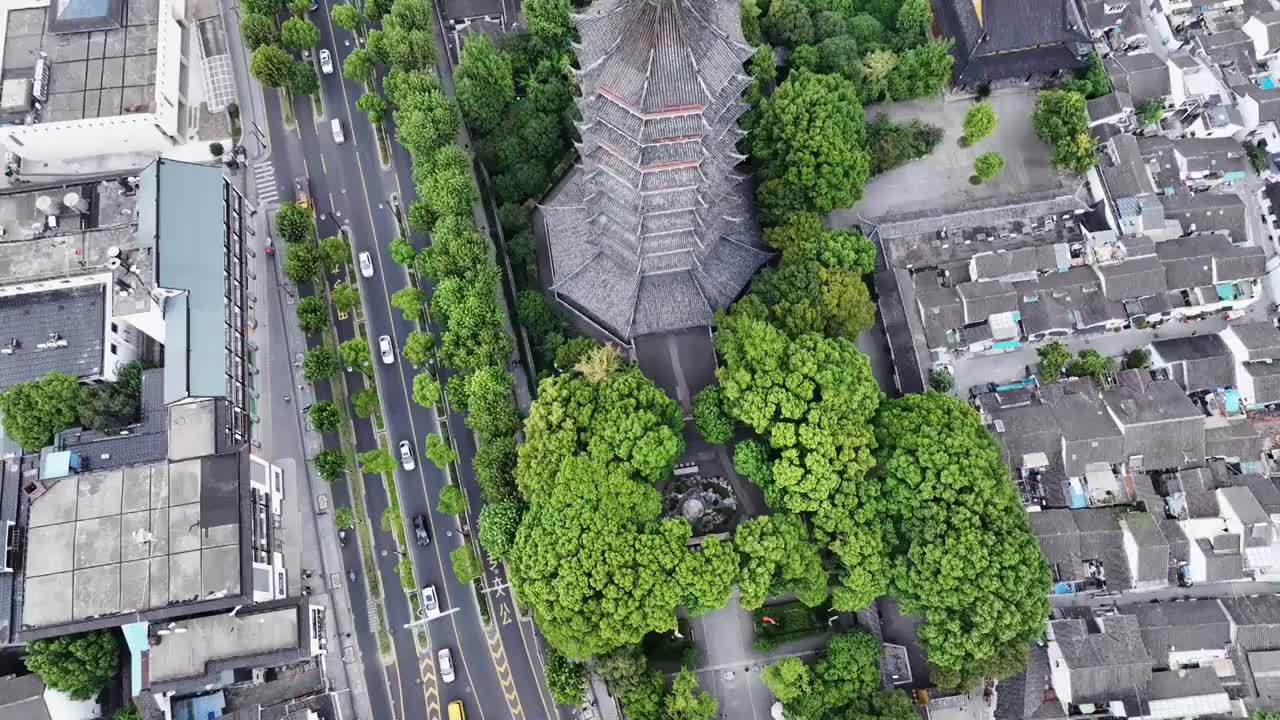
[253,162,279,205]
[322,154,329,174]
[420,654,442,720]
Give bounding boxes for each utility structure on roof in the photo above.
[540,0,769,341]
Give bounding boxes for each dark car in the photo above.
[414,514,430,546]
[968,382,996,399]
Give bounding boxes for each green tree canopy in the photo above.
[465,366,519,439]
[412,372,439,407]
[675,535,738,615]
[1137,96,1165,125]
[865,114,943,176]
[308,400,342,433]
[1066,348,1116,383]
[275,201,313,243]
[873,393,1051,687]
[391,286,426,320]
[250,44,293,88]
[339,338,373,376]
[240,13,278,49]
[545,648,588,706]
[692,385,733,444]
[1033,90,1095,173]
[764,0,814,47]
[714,317,881,513]
[1036,340,1071,382]
[389,236,417,265]
[455,34,515,136]
[424,432,457,468]
[973,151,1005,180]
[523,0,572,52]
[330,2,364,30]
[402,330,435,366]
[451,545,483,583]
[358,447,396,475]
[302,346,339,382]
[420,215,488,281]
[331,281,359,314]
[79,362,144,433]
[962,101,996,144]
[734,513,828,608]
[313,448,346,482]
[0,371,82,449]
[508,456,690,658]
[477,499,521,559]
[241,0,285,16]
[517,359,684,503]
[415,145,478,223]
[754,71,869,221]
[352,387,380,418]
[357,92,388,123]
[320,234,351,271]
[431,266,513,375]
[437,484,466,514]
[665,669,716,720]
[475,436,518,503]
[895,0,933,47]
[367,10,436,71]
[1125,348,1150,369]
[343,47,376,83]
[283,241,321,285]
[884,39,953,101]
[280,17,319,50]
[25,630,120,700]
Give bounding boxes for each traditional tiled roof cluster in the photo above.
[541,0,769,339]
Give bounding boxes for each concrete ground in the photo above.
[832,87,1071,225]
[686,594,839,720]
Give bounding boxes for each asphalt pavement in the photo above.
[249,1,564,718]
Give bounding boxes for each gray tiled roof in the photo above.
[1151,334,1235,391]
[1249,649,1280,698]
[1206,420,1266,461]
[1230,321,1280,359]
[1103,372,1206,471]
[1196,536,1246,581]
[1100,134,1156,199]
[1160,192,1248,243]
[544,0,765,339]
[958,280,1018,323]
[1087,91,1133,124]
[993,643,1064,720]
[0,286,105,387]
[1132,599,1231,668]
[1221,595,1280,652]
[1146,667,1225,700]
[935,0,1089,85]
[1106,53,1172,104]
[1121,512,1171,585]
[1244,361,1280,404]
[1029,509,1132,588]
[1094,254,1168,300]
[1050,615,1153,703]
[1042,380,1127,476]
[0,674,51,720]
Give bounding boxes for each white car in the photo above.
[399,440,416,471]
[319,48,333,75]
[421,585,439,616]
[358,251,374,278]
[331,117,345,144]
[438,648,455,683]
[378,335,395,365]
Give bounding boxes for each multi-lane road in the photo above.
[247,1,563,718]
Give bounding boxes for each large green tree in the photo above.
[414,145,478,223]
[734,513,828,608]
[25,630,120,700]
[508,456,690,658]
[308,401,342,433]
[393,85,457,161]
[455,34,515,136]
[545,648,588,706]
[665,669,716,720]
[276,202,313,244]
[432,266,513,375]
[240,13,278,49]
[465,366,519,440]
[714,318,881,513]
[523,0,572,52]
[874,393,1051,687]
[250,44,293,88]
[753,71,870,221]
[477,499,522,559]
[302,346,339,382]
[762,629,884,718]
[280,17,319,51]
[516,353,683,502]
[1033,90,1095,173]
[0,371,82,449]
[339,338,373,376]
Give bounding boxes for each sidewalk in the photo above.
[237,121,374,720]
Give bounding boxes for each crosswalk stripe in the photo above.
[253,162,279,204]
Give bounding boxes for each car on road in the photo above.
[399,440,416,471]
[448,701,465,720]
[319,48,333,75]
[414,514,430,546]
[338,528,348,546]
[421,585,439,616]
[358,251,374,278]
[379,335,395,364]
[438,648,455,683]
[331,117,345,144]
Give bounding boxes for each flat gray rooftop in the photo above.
[2,0,158,121]
[21,453,241,630]
[0,284,104,385]
[147,605,299,683]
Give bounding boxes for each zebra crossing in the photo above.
[366,602,379,633]
[253,162,280,205]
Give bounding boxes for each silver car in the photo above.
[379,335,394,365]
[399,440,416,471]
[438,648,455,683]
[421,585,439,616]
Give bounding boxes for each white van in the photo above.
[331,117,345,144]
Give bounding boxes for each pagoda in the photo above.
[540,0,769,340]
